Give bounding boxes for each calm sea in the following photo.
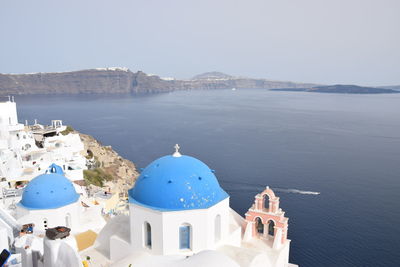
[15,89,400,266]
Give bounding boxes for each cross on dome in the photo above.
[172,144,182,157]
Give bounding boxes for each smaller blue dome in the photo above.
[20,173,79,210]
[46,163,64,175]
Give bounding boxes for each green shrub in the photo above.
[60,126,74,135]
[83,168,113,187]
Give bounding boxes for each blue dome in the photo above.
[20,173,79,210]
[129,155,229,211]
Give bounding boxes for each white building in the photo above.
[0,98,86,186]
[0,98,26,181]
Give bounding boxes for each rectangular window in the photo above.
[179,225,190,249]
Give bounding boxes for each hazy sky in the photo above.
[1,0,399,86]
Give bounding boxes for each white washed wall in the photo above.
[129,197,231,256]
[16,201,81,233]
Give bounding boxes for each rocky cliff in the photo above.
[0,68,138,95]
[77,130,139,193]
[0,68,317,95]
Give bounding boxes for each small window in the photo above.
[179,224,191,250]
[144,222,152,248]
[215,215,221,243]
[65,213,71,228]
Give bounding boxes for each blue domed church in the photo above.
[16,164,81,232]
[128,146,233,255]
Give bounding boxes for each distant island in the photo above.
[379,85,400,91]
[271,85,399,94]
[191,71,234,80]
[0,68,398,95]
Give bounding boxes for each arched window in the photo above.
[65,213,71,228]
[144,222,152,248]
[255,217,264,234]
[263,194,269,210]
[179,223,191,250]
[267,220,275,236]
[215,215,221,243]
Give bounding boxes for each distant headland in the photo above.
[0,68,398,95]
[271,84,399,94]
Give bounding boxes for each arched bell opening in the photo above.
[267,220,275,236]
[255,217,264,235]
[263,194,270,211]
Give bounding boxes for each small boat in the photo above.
[232,88,236,91]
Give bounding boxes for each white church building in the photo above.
[15,164,81,232]
[128,148,233,255]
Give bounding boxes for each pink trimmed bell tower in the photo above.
[244,186,289,249]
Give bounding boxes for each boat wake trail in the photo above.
[273,188,320,195]
[220,180,320,196]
